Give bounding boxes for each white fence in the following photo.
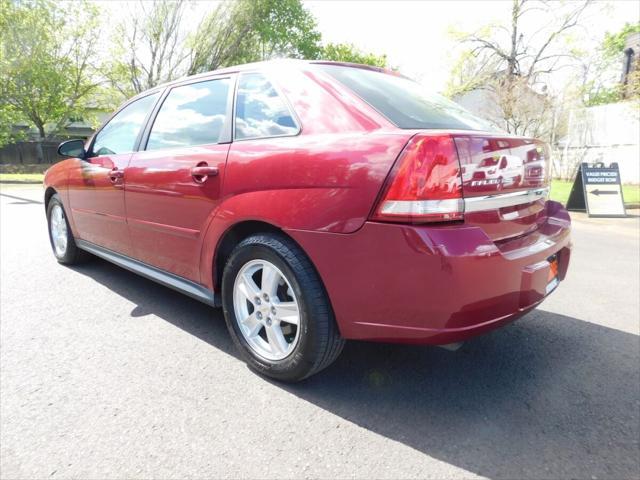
[555,102,640,184]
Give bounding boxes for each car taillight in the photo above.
[371,134,463,224]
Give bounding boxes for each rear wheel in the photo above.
[221,233,344,382]
[46,194,89,265]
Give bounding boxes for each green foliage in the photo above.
[0,104,27,148]
[249,0,322,61]
[320,43,387,67]
[583,84,623,107]
[602,22,640,58]
[1,0,391,149]
[583,22,640,106]
[0,0,100,146]
[188,0,323,75]
[187,0,257,75]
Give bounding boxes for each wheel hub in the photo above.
[232,259,301,361]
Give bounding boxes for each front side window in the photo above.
[234,73,298,140]
[92,93,159,156]
[147,78,230,150]
[318,64,496,132]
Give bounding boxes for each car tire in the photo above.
[221,233,345,382]
[46,194,89,265]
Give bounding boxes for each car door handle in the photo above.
[108,168,124,181]
[191,164,218,183]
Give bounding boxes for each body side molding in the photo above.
[76,240,218,307]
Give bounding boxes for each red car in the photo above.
[45,60,571,381]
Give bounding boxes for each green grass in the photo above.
[0,164,50,174]
[550,180,640,206]
[0,173,44,183]
[0,164,48,183]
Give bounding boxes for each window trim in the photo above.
[140,74,236,152]
[232,70,302,142]
[87,89,163,158]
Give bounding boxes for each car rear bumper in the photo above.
[287,200,571,344]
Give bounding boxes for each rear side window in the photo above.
[147,78,230,150]
[317,64,496,131]
[92,92,159,156]
[234,73,298,140]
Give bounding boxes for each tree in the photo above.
[613,22,640,100]
[0,0,101,158]
[579,22,640,106]
[0,104,27,149]
[104,0,190,97]
[188,0,322,75]
[320,43,387,67]
[187,1,258,75]
[110,0,324,84]
[248,0,322,61]
[445,0,593,139]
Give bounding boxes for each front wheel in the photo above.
[221,233,344,382]
[46,194,89,265]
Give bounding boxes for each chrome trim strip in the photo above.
[76,240,218,307]
[464,187,549,213]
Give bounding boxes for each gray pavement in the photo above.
[1,185,639,479]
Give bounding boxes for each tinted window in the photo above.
[235,73,298,140]
[92,93,159,156]
[318,65,496,131]
[147,79,230,150]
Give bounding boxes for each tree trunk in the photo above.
[508,0,520,77]
[35,123,46,164]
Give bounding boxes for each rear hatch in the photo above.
[315,63,551,242]
[454,135,550,242]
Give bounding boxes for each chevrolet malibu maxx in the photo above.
[44,60,571,381]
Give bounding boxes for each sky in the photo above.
[305,0,640,91]
[100,0,640,93]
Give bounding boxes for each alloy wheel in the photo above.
[232,259,301,361]
[50,204,68,257]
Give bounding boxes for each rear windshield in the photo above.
[317,64,496,131]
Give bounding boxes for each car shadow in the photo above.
[0,192,44,205]
[70,258,640,479]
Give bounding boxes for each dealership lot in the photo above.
[1,186,638,479]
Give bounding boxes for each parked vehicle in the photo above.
[522,144,548,187]
[475,154,523,188]
[45,60,571,381]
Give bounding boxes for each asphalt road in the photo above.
[1,185,639,480]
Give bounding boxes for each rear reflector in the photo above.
[371,134,463,223]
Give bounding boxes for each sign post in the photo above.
[566,163,626,217]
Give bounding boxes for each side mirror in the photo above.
[58,139,86,159]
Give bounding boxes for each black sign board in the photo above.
[566,163,626,217]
